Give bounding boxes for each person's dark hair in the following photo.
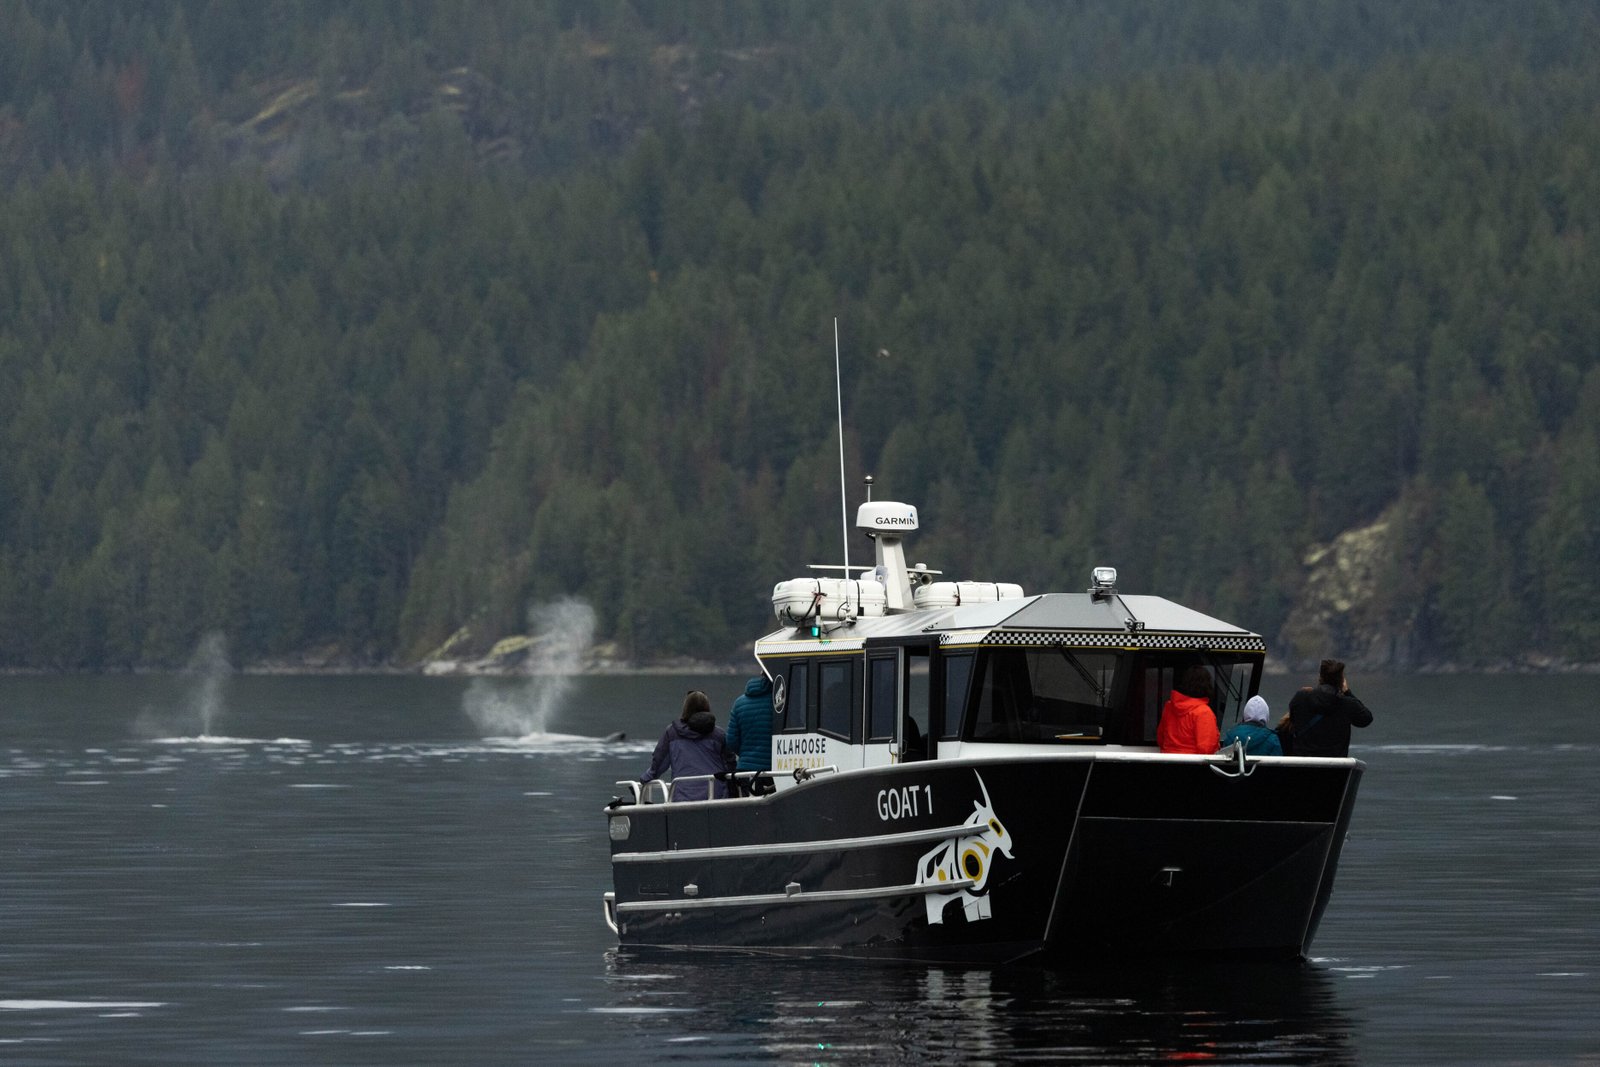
[1319,659,1346,689]
[681,690,712,722]
[1177,666,1213,701]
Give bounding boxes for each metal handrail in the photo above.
[614,766,824,806]
[666,773,720,801]
[614,876,980,915]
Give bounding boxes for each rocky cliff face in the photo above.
[1278,508,1421,672]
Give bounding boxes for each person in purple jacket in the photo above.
[639,690,735,801]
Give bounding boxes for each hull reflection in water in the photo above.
[600,951,1357,1065]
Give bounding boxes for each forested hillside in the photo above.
[1,1,1597,671]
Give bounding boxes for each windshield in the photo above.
[963,647,1263,745]
[967,647,1119,742]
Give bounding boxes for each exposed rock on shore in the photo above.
[1278,510,1420,672]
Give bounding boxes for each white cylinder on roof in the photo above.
[772,577,887,625]
[912,581,1026,609]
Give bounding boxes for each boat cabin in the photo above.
[757,502,1265,781]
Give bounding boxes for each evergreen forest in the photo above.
[1,1,1598,671]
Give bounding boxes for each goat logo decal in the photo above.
[915,772,1014,923]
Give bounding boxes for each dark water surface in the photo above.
[1,672,1596,1064]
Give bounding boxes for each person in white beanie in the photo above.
[1219,694,1283,756]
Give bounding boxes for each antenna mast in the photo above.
[834,318,850,577]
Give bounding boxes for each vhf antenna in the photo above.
[834,317,850,577]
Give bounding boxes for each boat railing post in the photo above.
[670,774,724,801]
[1208,740,1255,779]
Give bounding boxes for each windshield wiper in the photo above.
[1051,641,1110,704]
[1201,653,1247,712]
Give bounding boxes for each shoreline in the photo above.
[0,660,755,678]
[3,658,1597,678]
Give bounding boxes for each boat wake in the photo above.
[150,735,312,746]
[479,731,650,755]
[0,999,164,1012]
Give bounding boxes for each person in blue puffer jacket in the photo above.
[725,675,774,772]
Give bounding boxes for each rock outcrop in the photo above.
[1278,508,1420,672]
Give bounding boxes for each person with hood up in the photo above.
[1156,666,1221,754]
[725,675,774,772]
[639,690,736,801]
[1287,658,1373,757]
[1219,694,1284,756]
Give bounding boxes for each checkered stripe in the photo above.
[984,630,1266,652]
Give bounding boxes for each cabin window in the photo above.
[1136,666,1167,744]
[1126,653,1263,743]
[941,653,973,740]
[967,647,1119,743]
[818,659,854,740]
[1213,660,1254,724]
[956,649,1261,746]
[783,661,810,732]
[867,656,897,741]
[902,647,932,760]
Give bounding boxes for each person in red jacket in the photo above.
[1156,666,1221,754]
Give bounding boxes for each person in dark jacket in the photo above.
[725,675,774,772]
[1220,694,1284,756]
[639,691,735,800]
[1287,659,1374,757]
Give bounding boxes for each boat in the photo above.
[602,498,1363,963]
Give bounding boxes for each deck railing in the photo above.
[611,766,837,805]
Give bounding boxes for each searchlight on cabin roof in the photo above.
[1089,566,1118,599]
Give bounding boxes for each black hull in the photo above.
[606,755,1362,962]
